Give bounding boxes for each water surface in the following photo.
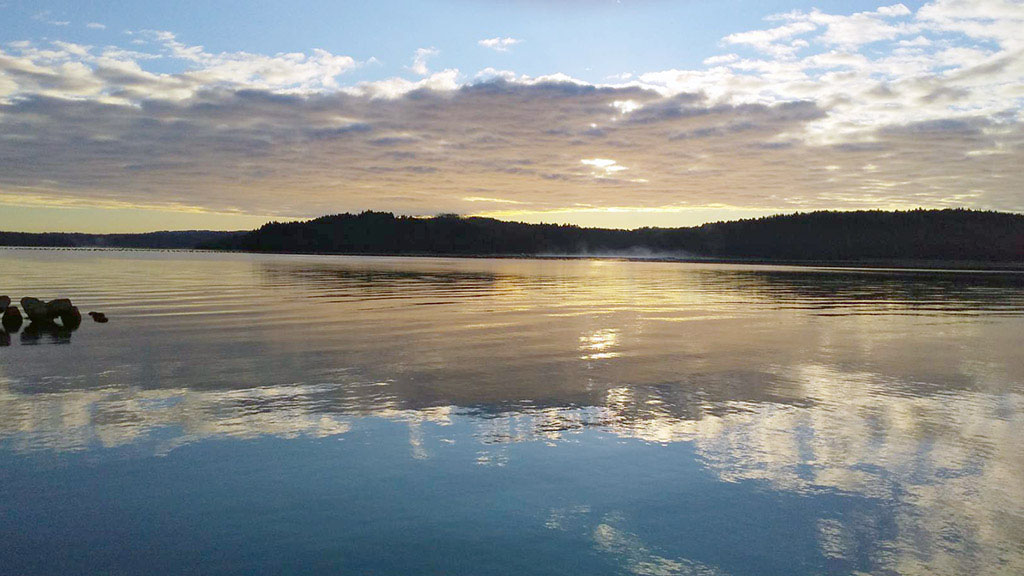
[1,249,1022,575]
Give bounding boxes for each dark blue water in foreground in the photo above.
[1,250,1022,575]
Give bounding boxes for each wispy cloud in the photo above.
[32,10,70,26]
[478,37,522,52]
[462,196,525,204]
[85,22,106,30]
[723,21,816,57]
[409,47,439,76]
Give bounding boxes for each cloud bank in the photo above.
[0,0,1022,229]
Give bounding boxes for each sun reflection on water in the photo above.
[579,328,621,360]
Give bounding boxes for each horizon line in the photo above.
[2,206,1020,236]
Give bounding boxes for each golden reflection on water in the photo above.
[1,249,1023,574]
[579,328,621,360]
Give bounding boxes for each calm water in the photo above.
[1,249,1022,575]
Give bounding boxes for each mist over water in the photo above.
[1,249,1022,575]
[538,246,703,260]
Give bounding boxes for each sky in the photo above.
[0,0,1022,232]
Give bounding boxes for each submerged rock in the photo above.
[88,311,109,323]
[0,295,9,313]
[2,306,22,332]
[20,297,50,323]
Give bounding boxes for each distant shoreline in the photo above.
[3,245,1023,272]
[4,209,1023,271]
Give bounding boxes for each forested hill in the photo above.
[204,209,1024,263]
[0,230,241,249]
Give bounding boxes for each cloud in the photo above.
[0,1,1022,227]
[409,47,439,76]
[724,21,817,58]
[918,0,1024,47]
[703,53,739,66]
[462,196,524,204]
[795,4,917,48]
[478,37,522,52]
[350,68,461,99]
[31,10,70,27]
[85,22,106,30]
[581,158,628,177]
[0,32,363,103]
[142,30,360,92]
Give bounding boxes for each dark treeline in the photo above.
[204,209,1023,262]
[0,230,241,249]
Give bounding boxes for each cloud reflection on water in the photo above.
[0,251,1022,574]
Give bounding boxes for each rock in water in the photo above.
[0,295,9,313]
[20,297,49,323]
[46,298,74,320]
[2,306,23,331]
[88,311,109,323]
[60,306,82,329]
